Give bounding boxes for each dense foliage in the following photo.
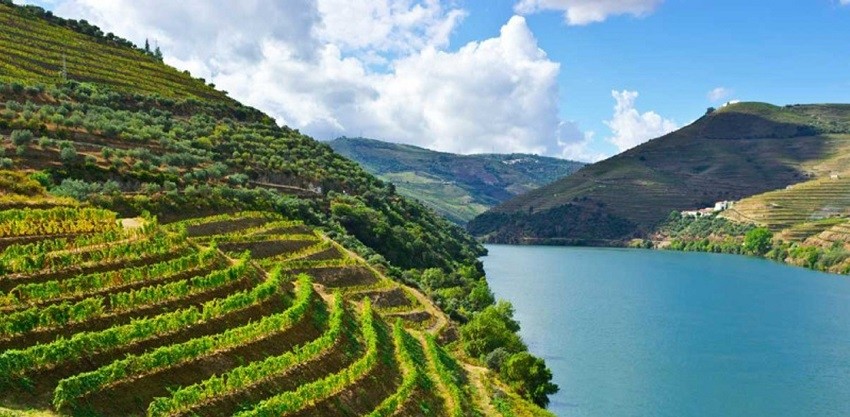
[469,202,636,245]
[460,301,558,407]
[655,212,850,274]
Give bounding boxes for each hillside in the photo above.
[469,102,850,244]
[0,2,556,416]
[329,137,583,224]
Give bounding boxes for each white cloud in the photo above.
[515,0,663,25]
[42,1,585,158]
[841,0,850,5]
[366,16,574,156]
[315,0,467,56]
[605,90,677,153]
[558,129,607,162]
[707,86,733,102]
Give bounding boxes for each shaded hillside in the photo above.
[0,2,560,415]
[329,137,584,224]
[469,102,850,243]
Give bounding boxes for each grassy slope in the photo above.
[470,103,850,243]
[329,137,584,223]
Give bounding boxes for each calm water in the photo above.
[482,245,850,417]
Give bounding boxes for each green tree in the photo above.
[460,300,525,358]
[743,227,772,256]
[10,129,33,146]
[502,352,559,407]
[60,145,77,164]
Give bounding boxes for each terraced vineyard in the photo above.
[0,206,543,417]
[719,134,850,246]
[0,2,559,415]
[0,2,226,101]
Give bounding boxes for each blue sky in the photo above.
[23,0,850,161]
[450,0,850,157]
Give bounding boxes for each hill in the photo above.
[469,102,850,244]
[0,2,557,416]
[328,137,584,224]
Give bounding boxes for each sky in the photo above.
[19,0,850,162]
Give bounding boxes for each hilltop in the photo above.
[469,102,850,244]
[0,2,556,416]
[329,137,583,224]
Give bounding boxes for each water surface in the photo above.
[482,245,850,417]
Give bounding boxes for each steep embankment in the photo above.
[329,137,583,224]
[0,2,557,415]
[469,103,850,244]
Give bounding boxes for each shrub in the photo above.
[485,347,511,372]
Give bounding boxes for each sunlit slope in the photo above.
[0,3,555,414]
[0,3,226,101]
[0,202,547,416]
[470,103,850,243]
[720,134,850,244]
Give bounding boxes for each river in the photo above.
[482,245,850,417]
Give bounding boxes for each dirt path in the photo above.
[464,363,500,417]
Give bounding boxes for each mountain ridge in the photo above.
[469,102,850,244]
[328,136,584,224]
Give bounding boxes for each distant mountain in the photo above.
[328,137,584,224]
[468,102,850,244]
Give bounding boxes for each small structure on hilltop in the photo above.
[682,201,735,217]
[714,201,734,211]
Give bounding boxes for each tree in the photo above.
[743,227,772,256]
[153,46,163,61]
[10,129,33,146]
[461,300,525,358]
[706,107,716,115]
[144,38,150,53]
[502,352,559,407]
[60,145,77,164]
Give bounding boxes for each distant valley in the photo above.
[328,137,584,224]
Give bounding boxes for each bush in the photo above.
[0,158,13,169]
[485,347,511,372]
